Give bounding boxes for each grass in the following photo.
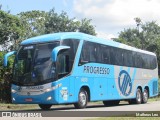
[148,96,160,102]
[85,117,160,120]
[0,103,38,111]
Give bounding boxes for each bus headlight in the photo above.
[11,89,17,93]
[45,88,52,92]
[44,83,62,93]
[47,96,52,101]
[12,97,15,101]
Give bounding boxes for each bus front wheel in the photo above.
[39,104,52,110]
[74,88,88,109]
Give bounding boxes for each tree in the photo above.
[0,51,14,103]
[45,8,96,35]
[18,10,48,39]
[78,18,96,35]
[17,8,96,42]
[116,19,160,51]
[115,18,160,71]
[0,10,26,51]
[115,28,141,48]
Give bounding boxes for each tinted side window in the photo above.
[142,54,157,69]
[101,45,110,64]
[135,53,142,68]
[123,50,133,67]
[80,41,90,63]
[88,42,96,62]
[61,39,80,72]
[115,48,123,66]
[79,40,157,70]
[80,41,100,65]
[109,47,115,65]
[96,44,102,63]
[150,56,157,69]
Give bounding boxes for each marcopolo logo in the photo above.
[118,70,132,96]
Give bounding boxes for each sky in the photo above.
[1,0,160,39]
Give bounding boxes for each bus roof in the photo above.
[21,32,156,56]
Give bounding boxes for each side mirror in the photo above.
[4,51,16,67]
[51,46,70,62]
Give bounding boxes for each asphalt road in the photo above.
[47,101,160,117]
[1,101,160,120]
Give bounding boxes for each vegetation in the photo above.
[86,117,160,120]
[0,8,96,51]
[0,10,26,51]
[114,18,160,71]
[0,7,96,103]
[0,4,160,104]
[0,51,14,103]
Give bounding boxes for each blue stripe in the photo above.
[124,76,129,95]
[123,75,128,94]
[131,68,137,82]
[122,75,127,94]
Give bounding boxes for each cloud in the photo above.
[73,0,160,37]
[96,31,116,40]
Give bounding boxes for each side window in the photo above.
[79,41,98,65]
[142,54,157,69]
[57,51,69,78]
[142,54,148,69]
[89,42,96,62]
[109,47,115,65]
[115,48,123,65]
[101,45,110,64]
[151,56,157,69]
[79,41,157,70]
[135,53,143,68]
[123,50,133,67]
[96,44,102,63]
[80,41,90,63]
[61,39,80,72]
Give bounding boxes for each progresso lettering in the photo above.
[84,66,110,75]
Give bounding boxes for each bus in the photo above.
[4,32,158,110]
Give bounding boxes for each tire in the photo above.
[74,88,88,109]
[103,100,120,106]
[135,88,142,104]
[39,104,52,110]
[142,89,148,104]
[128,88,142,104]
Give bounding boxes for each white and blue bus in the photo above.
[4,32,158,110]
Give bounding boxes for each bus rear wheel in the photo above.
[74,88,88,109]
[39,104,52,110]
[129,88,142,104]
[103,100,120,106]
[142,89,148,104]
[135,88,142,104]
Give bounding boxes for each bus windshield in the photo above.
[13,42,59,86]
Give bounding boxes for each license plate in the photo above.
[25,98,33,102]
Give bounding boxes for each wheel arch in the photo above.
[80,85,91,102]
[144,86,150,98]
[137,86,142,92]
